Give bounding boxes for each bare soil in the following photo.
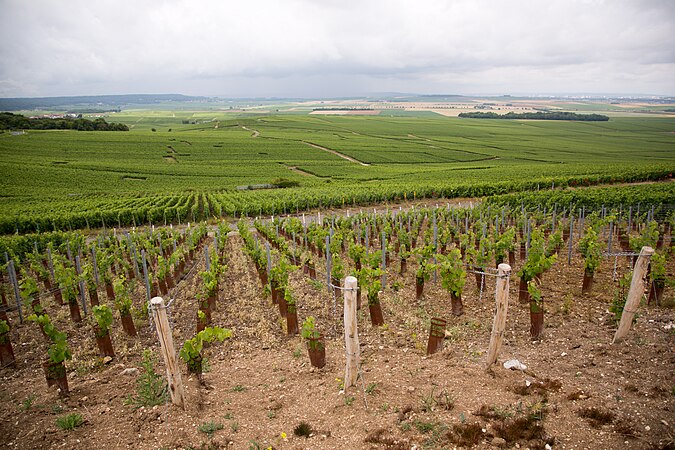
[1,226,673,450]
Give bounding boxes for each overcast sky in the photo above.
[1,0,674,98]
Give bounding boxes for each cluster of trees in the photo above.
[458,111,610,121]
[0,112,129,131]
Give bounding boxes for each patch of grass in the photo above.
[294,421,312,438]
[20,393,38,411]
[267,411,275,419]
[292,347,302,358]
[307,279,324,290]
[366,382,378,395]
[420,387,454,412]
[230,421,239,433]
[198,420,224,437]
[124,349,168,409]
[56,413,84,431]
[577,407,615,428]
[344,396,356,406]
[231,384,247,392]
[414,419,439,434]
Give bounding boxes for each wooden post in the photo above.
[486,264,511,369]
[343,276,360,388]
[150,297,185,408]
[612,246,654,343]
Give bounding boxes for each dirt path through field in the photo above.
[241,126,260,138]
[286,166,316,177]
[303,141,370,166]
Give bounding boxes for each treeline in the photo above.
[0,112,129,131]
[458,111,610,121]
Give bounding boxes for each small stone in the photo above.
[560,352,568,357]
[645,425,650,431]
[103,356,113,365]
[121,368,139,376]
[492,437,506,446]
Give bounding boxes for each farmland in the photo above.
[0,100,674,449]
[0,108,674,234]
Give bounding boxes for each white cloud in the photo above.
[1,0,673,97]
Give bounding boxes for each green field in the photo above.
[1,110,673,233]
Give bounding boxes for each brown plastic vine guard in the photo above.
[426,317,446,355]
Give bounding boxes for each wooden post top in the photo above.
[150,297,165,306]
[497,263,511,273]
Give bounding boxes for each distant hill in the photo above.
[0,94,209,111]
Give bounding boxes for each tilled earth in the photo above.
[0,226,673,450]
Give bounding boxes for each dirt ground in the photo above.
[0,223,673,450]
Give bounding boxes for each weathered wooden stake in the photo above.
[265,241,271,281]
[381,231,387,289]
[150,297,185,408]
[485,264,511,369]
[567,216,574,265]
[142,250,151,303]
[612,246,654,343]
[343,276,360,388]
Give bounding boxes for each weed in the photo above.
[390,280,404,292]
[56,413,84,430]
[267,411,275,419]
[307,279,323,290]
[223,413,233,420]
[561,293,573,315]
[399,422,412,432]
[447,422,483,447]
[420,387,454,412]
[232,384,246,392]
[294,421,312,437]
[198,420,224,437]
[364,428,408,449]
[577,407,615,428]
[397,405,413,422]
[366,382,378,395]
[566,390,589,401]
[51,404,65,414]
[414,419,438,433]
[344,396,356,406]
[492,416,545,442]
[124,349,167,409]
[201,357,211,373]
[20,393,37,411]
[230,421,240,433]
[614,417,639,438]
[292,347,302,358]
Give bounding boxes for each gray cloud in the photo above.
[1,0,674,97]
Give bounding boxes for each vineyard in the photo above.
[0,197,673,449]
[1,114,674,234]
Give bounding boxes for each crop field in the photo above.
[1,111,673,234]
[0,104,674,449]
[0,200,673,449]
